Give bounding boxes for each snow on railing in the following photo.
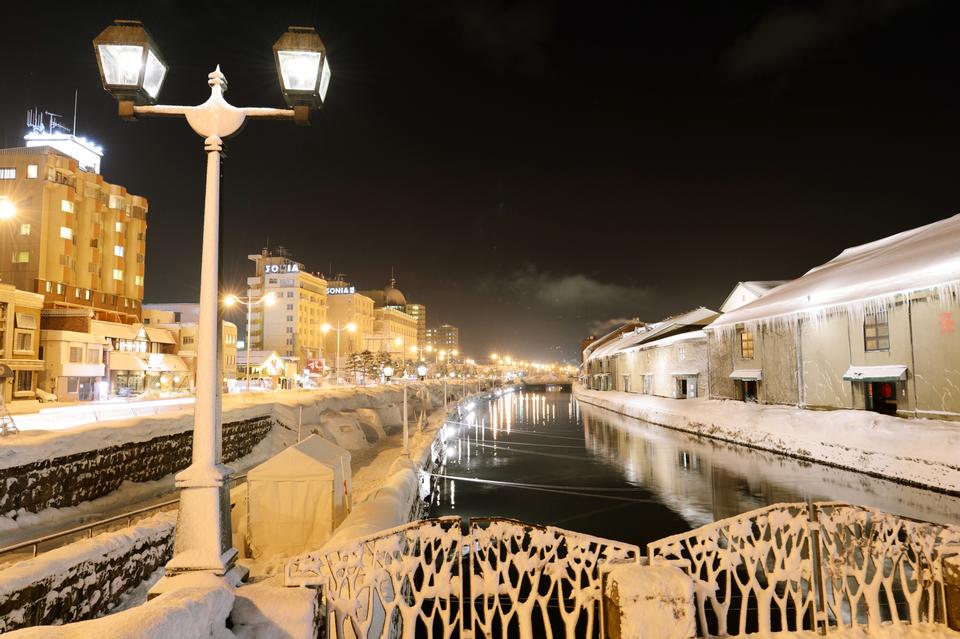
[647,501,960,637]
[285,516,640,638]
[816,503,960,632]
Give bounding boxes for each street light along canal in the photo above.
[427,390,960,547]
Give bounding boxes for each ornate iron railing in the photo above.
[647,501,960,637]
[285,516,640,638]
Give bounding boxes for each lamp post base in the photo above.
[164,462,238,576]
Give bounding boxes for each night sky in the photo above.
[3,1,959,362]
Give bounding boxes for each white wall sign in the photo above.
[327,286,355,295]
[263,262,300,274]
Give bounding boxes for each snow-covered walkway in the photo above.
[574,385,960,493]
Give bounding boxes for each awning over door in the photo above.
[109,351,148,371]
[843,365,907,382]
[729,369,762,381]
[670,371,699,377]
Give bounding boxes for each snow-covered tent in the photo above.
[246,435,352,559]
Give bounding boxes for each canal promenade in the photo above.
[574,384,960,494]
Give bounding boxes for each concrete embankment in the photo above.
[574,384,960,495]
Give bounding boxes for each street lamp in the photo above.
[383,365,394,382]
[321,321,356,383]
[0,197,16,220]
[223,292,276,392]
[417,364,428,381]
[93,20,331,579]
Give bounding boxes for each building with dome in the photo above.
[359,276,420,360]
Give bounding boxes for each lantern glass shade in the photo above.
[273,26,329,109]
[93,20,167,105]
[277,50,322,92]
[143,49,167,98]
[97,44,144,86]
[319,58,332,102]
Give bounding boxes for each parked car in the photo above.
[35,388,58,403]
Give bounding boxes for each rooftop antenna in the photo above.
[72,89,78,136]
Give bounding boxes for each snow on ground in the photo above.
[0,416,298,551]
[574,386,960,493]
[0,384,420,469]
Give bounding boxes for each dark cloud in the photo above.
[587,316,638,337]
[722,0,925,78]
[498,267,650,315]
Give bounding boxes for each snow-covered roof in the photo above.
[741,280,790,296]
[719,281,790,313]
[249,434,350,481]
[587,308,718,363]
[710,213,960,330]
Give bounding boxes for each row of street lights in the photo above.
[92,19,332,578]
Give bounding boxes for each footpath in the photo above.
[574,385,960,494]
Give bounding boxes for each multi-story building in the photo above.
[426,324,459,352]
[0,284,44,402]
[404,303,427,348]
[358,276,420,359]
[323,279,375,363]
[246,247,327,365]
[40,309,190,399]
[0,140,147,324]
[367,307,418,360]
[142,304,238,384]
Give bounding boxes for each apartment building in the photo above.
[0,143,147,323]
[246,248,327,365]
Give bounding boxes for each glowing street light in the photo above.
[0,197,15,220]
[92,20,167,116]
[222,292,275,392]
[321,321,356,383]
[93,19,332,579]
[417,364,428,380]
[383,365,394,382]
[272,26,331,121]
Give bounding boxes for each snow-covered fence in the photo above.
[285,516,640,638]
[647,502,960,637]
[0,511,176,632]
[0,414,271,516]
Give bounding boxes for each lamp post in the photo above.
[93,20,331,578]
[224,292,276,392]
[321,321,356,383]
[0,197,15,220]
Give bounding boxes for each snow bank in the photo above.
[230,578,319,639]
[4,572,236,639]
[605,562,695,639]
[322,456,420,549]
[0,512,176,632]
[574,385,960,493]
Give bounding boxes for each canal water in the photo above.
[427,390,960,548]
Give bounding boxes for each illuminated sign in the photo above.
[327,286,355,295]
[263,262,300,274]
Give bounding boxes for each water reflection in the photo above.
[428,392,960,549]
[580,402,960,527]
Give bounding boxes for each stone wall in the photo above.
[0,415,272,516]
[0,512,175,632]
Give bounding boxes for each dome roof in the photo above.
[383,278,407,307]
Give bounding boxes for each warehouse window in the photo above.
[19,224,30,235]
[0,168,15,179]
[739,328,754,359]
[60,226,73,240]
[27,164,38,179]
[61,200,74,213]
[864,313,890,351]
